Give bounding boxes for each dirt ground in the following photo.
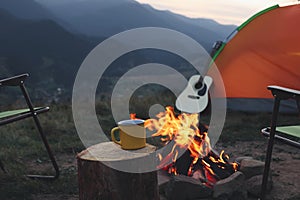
[217,140,300,200]
[29,140,300,200]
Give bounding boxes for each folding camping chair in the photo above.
[260,85,300,199]
[0,73,59,179]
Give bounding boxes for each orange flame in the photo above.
[142,106,211,164]
[130,106,238,180]
[130,113,137,120]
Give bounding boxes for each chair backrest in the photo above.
[0,73,28,87]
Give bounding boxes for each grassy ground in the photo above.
[0,103,299,199]
[0,104,81,199]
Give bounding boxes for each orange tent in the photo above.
[212,3,300,99]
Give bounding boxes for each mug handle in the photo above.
[111,127,121,145]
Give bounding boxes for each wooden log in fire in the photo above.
[77,142,159,200]
[174,149,194,175]
[203,156,233,180]
[172,148,236,180]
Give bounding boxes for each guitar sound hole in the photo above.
[195,82,203,89]
[197,84,207,96]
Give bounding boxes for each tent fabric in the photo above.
[212,4,300,98]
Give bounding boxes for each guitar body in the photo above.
[176,75,213,113]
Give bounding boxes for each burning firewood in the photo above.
[131,106,239,187]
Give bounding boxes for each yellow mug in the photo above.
[111,119,146,150]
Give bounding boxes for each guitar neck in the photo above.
[198,76,203,83]
[195,58,210,87]
[195,75,204,89]
[195,41,223,88]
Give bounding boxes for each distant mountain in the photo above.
[36,0,132,12]
[36,0,237,49]
[0,9,95,89]
[0,0,52,20]
[0,0,237,100]
[163,9,236,37]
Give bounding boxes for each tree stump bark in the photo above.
[77,142,159,200]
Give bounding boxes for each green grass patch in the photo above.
[0,101,298,199]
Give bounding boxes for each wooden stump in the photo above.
[77,142,159,200]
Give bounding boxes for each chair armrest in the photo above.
[267,85,300,100]
[0,74,29,87]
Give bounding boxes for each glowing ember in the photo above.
[131,106,238,185]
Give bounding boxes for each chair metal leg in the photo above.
[26,114,60,179]
[260,97,280,200]
[20,84,59,179]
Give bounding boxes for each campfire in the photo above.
[77,106,269,200]
[130,106,239,188]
